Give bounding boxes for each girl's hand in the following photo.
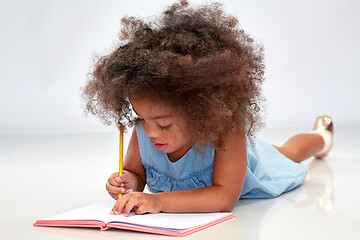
[110,192,161,216]
[106,171,140,200]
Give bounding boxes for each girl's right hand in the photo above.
[106,171,139,200]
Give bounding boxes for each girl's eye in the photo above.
[158,124,172,130]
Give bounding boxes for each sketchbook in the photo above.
[34,202,235,237]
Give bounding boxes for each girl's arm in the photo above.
[159,130,247,212]
[111,129,247,215]
[123,127,146,190]
[106,127,146,199]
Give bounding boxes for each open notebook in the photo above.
[34,202,235,237]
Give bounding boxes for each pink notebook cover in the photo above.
[34,214,235,237]
[34,202,236,237]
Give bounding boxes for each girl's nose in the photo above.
[143,124,160,139]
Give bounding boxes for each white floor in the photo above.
[0,125,359,240]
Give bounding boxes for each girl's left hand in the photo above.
[110,192,161,217]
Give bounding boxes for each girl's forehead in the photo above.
[129,98,176,118]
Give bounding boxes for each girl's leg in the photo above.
[274,133,324,163]
[274,116,333,163]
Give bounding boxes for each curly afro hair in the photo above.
[83,0,265,148]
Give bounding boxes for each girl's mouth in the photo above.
[154,143,167,151]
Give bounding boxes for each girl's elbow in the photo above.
[212,185,241,212]
[219,195,238,212]
[220,206,235,212]
[221,202,237,212]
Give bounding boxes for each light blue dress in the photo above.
[136,123,308,198]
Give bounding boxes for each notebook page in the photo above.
[40,202,114,222]
[40,202,234,230]
[106,211,234,229]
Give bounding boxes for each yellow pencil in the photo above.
[118,130,124,199]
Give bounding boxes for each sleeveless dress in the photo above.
[136,123,308,198]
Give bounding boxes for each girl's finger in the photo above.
[106,182,120,193]
[125,189,134,194]
[112,195,131,214]
[123,197,142,217]
[110,200,121,215]
[108,177,121,186]
[115,174,131,184]
[106,184,131,198]
[135,204,148,215]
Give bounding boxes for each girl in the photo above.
[83,0,333,216]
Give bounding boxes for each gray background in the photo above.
[1,0,359,134]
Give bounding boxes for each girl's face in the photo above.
[130,98,194,162]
